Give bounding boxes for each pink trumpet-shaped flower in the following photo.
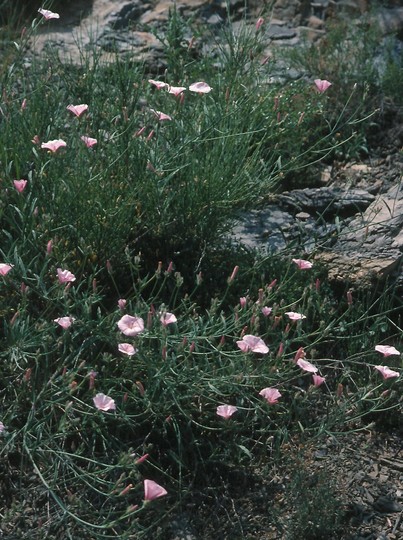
[314,79,332,93]
[81,136,97,148]
[259,387,282,404]
[285,311,306,321]
[292,258,313,270]
[168,85,186,96]
[144,479,168,501]
[150,109,172,121]
[148,80,168,90]
[375,345,400,357]
[189,82,212,94]
[57,268,76,283]
[312,374,326,387]
[118,298,127,310]
[255,17,264,31]
[261,306,272,317]
[41,139,67,153]
[216,404,238,419]
[38,8,60,20]
[13,180,27,193]
[237,334,269,354]
[160,312,177,326]
[54,316,75,329]
[67,104,88,117]
[374,365,400,379]
[0,263,13,276]
[117,314,145,337]
[93,393,116,411]
[118,343,138,356]
[297,358,318,373]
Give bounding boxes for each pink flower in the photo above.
[189,82,212,94]
[67,104,88,117]
[54,316,75,329]
[148,80,168,90]
[285,311,306,321]
[314,79,332,93]
[118,298,127,310]
[118,343,138,356]
[93,393,116,412]
[150,109,172,121]
[255,17,264,31]
[117,314,145,337]
[46,240,53,255]
[144,479,168,501]
[168,85,186,96]
[216,404,238,419]
[261,306,272,317]
[57,268,76,283]
[236,334,269,354]
[31,135,40,145]
[259,387,282,404]
[297,358,318,373]
[292,258,313,270]
[312,374,326,387]
[80,136,97,148]
[41,139,67,153]
[38,8,60,20]
[13,179,27,193]
[375,345,400,357]
[374,365,400,379]
[160,312,177,326]
[0,263,13,276]
[239,297,247,308]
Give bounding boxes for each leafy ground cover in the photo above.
[0,3,402,538]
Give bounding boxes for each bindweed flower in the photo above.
[217,404,238,419]
[297,358,318,373]
[150,109,172,121]
[239,297,247,309]
[88,370,97,390]
[375,345,400,357]
[160,312,177,326]
[144,479,168,501]
[314,79,332,93]
[236,334,269,354]
[54,316,75,329]
[41,139,67,153]
[67,104,88,117]
[13,179,27,193]
[118,343,137,356]
[46,240,53,255]
[117,315,145,337]
[259,387,281,404]
[261,306,272,317]
[148,80,168,89]
[312,374,326,387]
[57,268,76,283]
[0,263,13,276]
[118,298,127,310]
[189,81,212,94]
[38,8,60,20]
[374,365,399,379]
[168,85,186,96]
[285,311,306,321]
[93,393,116,412]
[292,258,313,270]
[31,135,40,145]
[255,17,264,31]
[81,136,97,148]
